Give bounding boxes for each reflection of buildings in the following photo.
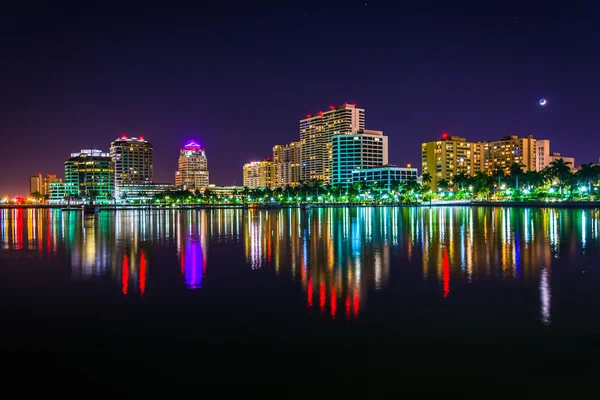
[242,208,391,319]
[177,210,209,289]
[5,207,600,326]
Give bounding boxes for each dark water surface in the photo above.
[1,207,600,391]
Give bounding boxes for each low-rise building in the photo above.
[352,165,419,190]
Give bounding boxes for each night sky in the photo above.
[2,1,600,196]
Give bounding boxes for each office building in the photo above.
[50,149,114,203]
[110,136,153,196]
[332,129,388,187]
[175,142,209,191]
[243,159,273,189]
[300,103,365,183]
[272,141,302,187]
[483,135,536,173]
[30,174,62,196]
[352,165,419,190]
[421,134,484,191]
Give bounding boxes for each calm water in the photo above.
[2,207,600,389]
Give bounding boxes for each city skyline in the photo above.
[3,2,600,196]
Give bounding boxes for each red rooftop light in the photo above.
[329,105,335,110]
[121,135,128,139]
[306,114,311,118]
[139,136,144,140]
[441,132,449,139]
[318,111,323,116]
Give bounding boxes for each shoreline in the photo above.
[1,200,600,210]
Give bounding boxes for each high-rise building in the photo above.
[535,139,551,172]
[272,141,302,187]
[421,134,484,191]
[300,103,365,183]
[50,149,114,203]
[110,136,153,192]
[30,174,62,196]
[332,129,388,187]
[175,142,209,191]
[483,135,537,173]
[243,159,273,189]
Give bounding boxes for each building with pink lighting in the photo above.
[175,142,209,191]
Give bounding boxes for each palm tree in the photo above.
[453,172,469,191]
[549,158,572,195]
[421,172,433,189]
[491,166,506,195]
[576,162,600,196]
[473,171,492,200]
[522,170,544,191]
[437,179,450,192]
[509,162,524,191]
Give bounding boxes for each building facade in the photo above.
[332,129,388,187]
[272,141,302,187]
[117,183,174,202]
[30,174,62,196]
[50,149,114,203]
[483,135,536,173]
[204,185,245,198]
[352,166,419,190]
[536,139,576,171]
[110,136,153,196]
[299,103,365,183]
[535,139,551,172]
[243,159,273,189]
[421,134,484,191]
[175,142,209,191]
[548,153,576,170]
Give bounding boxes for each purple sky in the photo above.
[2,1,600,195]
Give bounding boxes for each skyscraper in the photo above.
[332,129,388,187]
[175,142,209,191]
[272,141,302,187]
[110,136,153,194]
[243,159,273,189]
[300,103,365,183]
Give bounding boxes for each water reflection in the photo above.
[2,207,600,325]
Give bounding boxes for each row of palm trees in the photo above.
[145,160,599,205]
[422,159,600,200]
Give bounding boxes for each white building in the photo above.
[175,142,209,191]
[331,129,388,187]
[110,136,154,198]
[536,139,576,171]
[299,103,365,183]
